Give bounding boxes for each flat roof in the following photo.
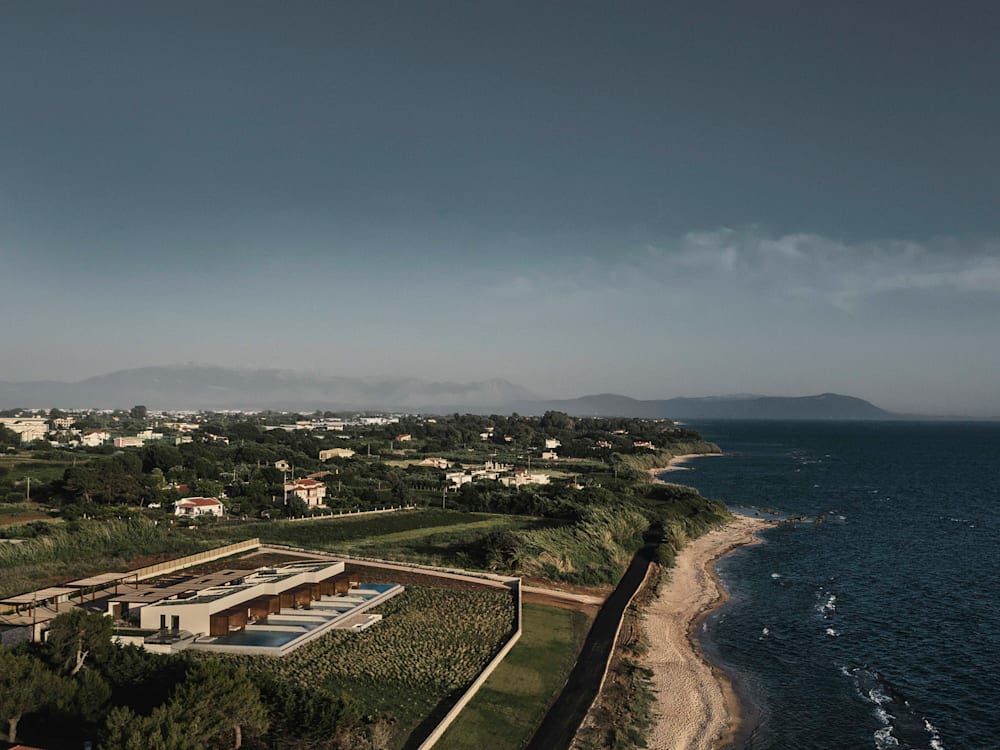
[0,601,81,626]
[153,584,257,606]
[67,572,135,587]
[107,569,251,603]
[1,587,77,605]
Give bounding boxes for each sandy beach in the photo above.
[642,514,773,750]
[648,452,721,483]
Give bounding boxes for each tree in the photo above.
[73,668,112,725]
[0,424,19,448]
[104,700,205,750]
[141,444,183,474]
[45,609,113,677]
[0,650,66,743]
[172,662,269,749]
[129,405,148,420]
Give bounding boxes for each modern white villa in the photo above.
[119,560,402,655]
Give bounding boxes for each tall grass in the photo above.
[503,506,649,585]
[0,517,210,598]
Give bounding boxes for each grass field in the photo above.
[436,603,593,750]
[203,509,557,569]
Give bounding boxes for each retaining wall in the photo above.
[417,577,523,750]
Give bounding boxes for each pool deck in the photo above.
[187,582,403,656]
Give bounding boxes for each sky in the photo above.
[2,1,999,416]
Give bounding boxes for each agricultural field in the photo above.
[203,509,560,569]
[228,585,517,750]
[0,501,58,527]
[437,603,594,750]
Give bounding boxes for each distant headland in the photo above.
[0,365,896,419]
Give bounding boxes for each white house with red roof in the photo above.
[174,497,225,517]
[80,429,111,447]
[284,478,327,507]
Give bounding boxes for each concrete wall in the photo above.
[285,505,415,523]
[130,539,261,582]
[416,578,522,750]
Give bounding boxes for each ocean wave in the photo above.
[924,719,945,750]
[875,725,901,748]
[819,593,837,616]
[846,666,942,750]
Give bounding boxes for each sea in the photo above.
[661,420,1000,750]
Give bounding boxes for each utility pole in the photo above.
[25,476,31,502]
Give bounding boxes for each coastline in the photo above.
[642,514,774,750]
[648,452,722,484]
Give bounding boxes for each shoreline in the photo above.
[642,514,774,750]
[648,452,722,484]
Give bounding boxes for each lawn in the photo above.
[436,603,593,750]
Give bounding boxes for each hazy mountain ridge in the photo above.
[0,366,898,419]
[509,392,893,420]
[0,366,536,411]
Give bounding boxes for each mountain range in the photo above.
[0,365,895,420]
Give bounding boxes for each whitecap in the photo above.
[874,725,900,748]
[761,627,769,636]
[826,627,840,637]
[924,718,945,749]
[771,572,781,579]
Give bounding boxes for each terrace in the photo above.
[191,582,401,655]
[129,561,404,656]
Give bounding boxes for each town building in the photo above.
[81,430,111,447]
[174,497,225,517]
[319,448,355,460]
[0,417,48,443]
[285,478,327,507]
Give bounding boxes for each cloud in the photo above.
[634,229,1000,308]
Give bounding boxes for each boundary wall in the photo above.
[570,561,655,746]
[262,543,523,749]
[129,539,261,582]
[285,505,415,522]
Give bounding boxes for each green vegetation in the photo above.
[224,585,515,750]
[484,506,649,585]
[203,509,558,569]
[0,501,57,527]
[438,604,593,750]
[641,483,732,567]
[0,516,213,598]
[1,410,735,749]
[574,568,662,750]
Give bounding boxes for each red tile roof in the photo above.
[178,497,222,506]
